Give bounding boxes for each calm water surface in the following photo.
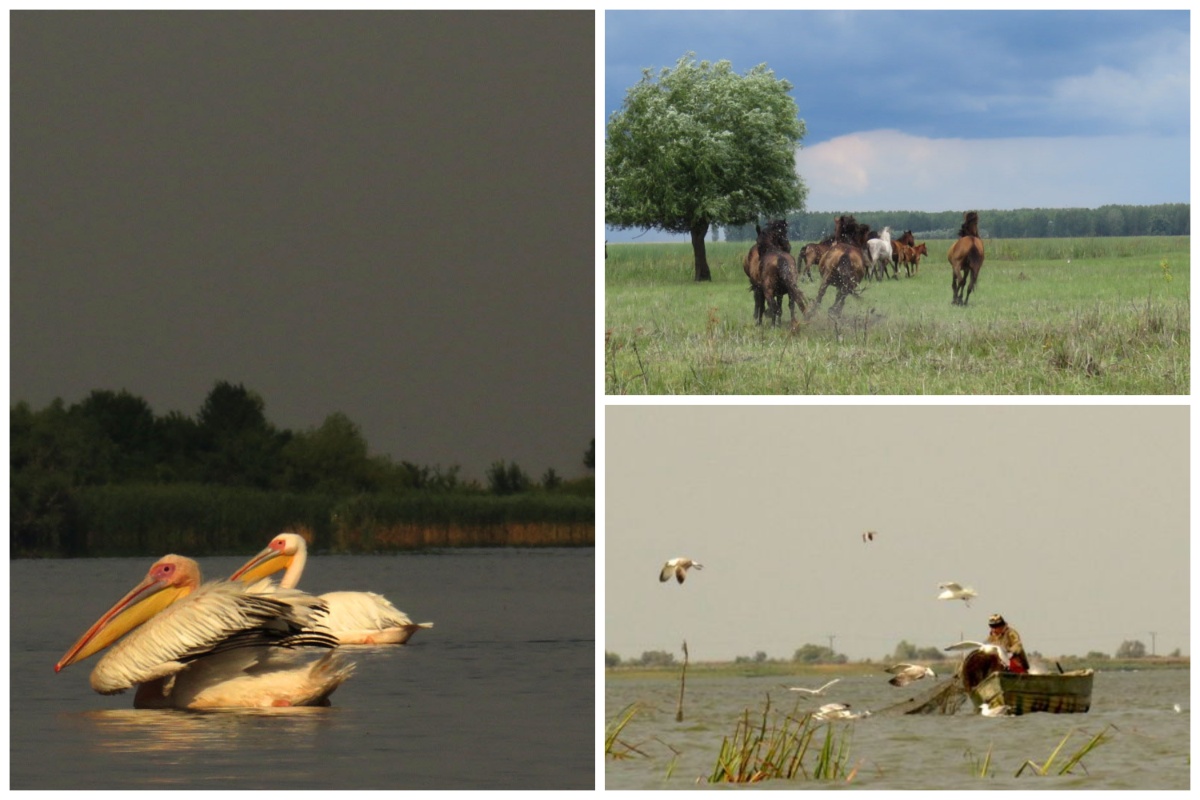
[606,669,1189,789]
[12,548,593,789]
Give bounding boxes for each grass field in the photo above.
[605,237,1189,394]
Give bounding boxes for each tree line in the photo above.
[724,203,1190,243]
[12,381,594,557]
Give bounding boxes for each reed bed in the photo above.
[55,483,593,557]
[708,695,854,783]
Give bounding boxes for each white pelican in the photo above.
[55,555,354,709]
[943,640,1013,669]
[937,581,977,606]
[659,557,703,584]
[784,678,841,696]
[886,663,935,686]
[231,533,433,645]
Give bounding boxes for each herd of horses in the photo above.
[742,210,985,325]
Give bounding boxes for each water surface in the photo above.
[13,548,593,789]
[606,669,1189,789]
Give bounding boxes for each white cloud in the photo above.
[796,129,1188,212]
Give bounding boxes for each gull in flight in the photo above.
[937,582,977,606]
[659,557,703,584]
[813,702,871,721]
[885,664,936,687]
[862,530,877,543]
[944,641,1013,670]
[783,678,841,696]
[980,703,1011,717]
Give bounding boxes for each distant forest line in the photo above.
[723,203,1189,242]
[12,381,594,558]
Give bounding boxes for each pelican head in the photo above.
[230,532,307,585]
[55,554,200,673]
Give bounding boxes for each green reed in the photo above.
[707,695,853,783]
[1015,725,1116,777]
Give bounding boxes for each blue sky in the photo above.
[604,10,1189,241]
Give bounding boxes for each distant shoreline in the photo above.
[606,656,1189,680]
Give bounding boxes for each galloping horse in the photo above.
[866,227,894,281]
[814,215,871,315]
[948,211,984,305]
[744,220,790,320]
[798,241,829,282]
[754,222,809,325]
[890,230,916,277]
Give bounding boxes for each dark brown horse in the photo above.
[890,230,916,278]
[798,241,829,282]
[948,211,984,305]
[814,215,871,315]
[752,222,809,325]
[744,219,792,322]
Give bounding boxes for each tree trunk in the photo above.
[690,220,711,282]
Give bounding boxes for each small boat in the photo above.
[961,649,1093,715]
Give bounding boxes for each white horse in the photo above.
[866,227,894,281]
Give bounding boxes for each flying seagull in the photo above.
[937,581,977,606]
[813,702,870,721]
[862,530,877,543]
[944,641,1013,670]
[659,557,703,584]
[885,663,936,687]
[783,678,841,696]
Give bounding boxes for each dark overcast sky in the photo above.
[11,11,594,481]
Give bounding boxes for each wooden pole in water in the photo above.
[676,640,689,722]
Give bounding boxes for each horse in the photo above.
[739,219,806,326]
[866,227,894,281]
[798,241,829,283]
[890,231,915,277]
[814,215,871,315]
[948,211,984,305]
[753,223,809,326]
[905,242,928,277]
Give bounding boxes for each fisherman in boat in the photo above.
[987,614,1031,673]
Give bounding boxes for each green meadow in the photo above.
[605,237,1189,394]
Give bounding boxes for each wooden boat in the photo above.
[961,650,1093,715]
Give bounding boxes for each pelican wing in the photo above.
[90,582,334,694]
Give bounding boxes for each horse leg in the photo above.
[964,267,979,306]
[753,285,766,323]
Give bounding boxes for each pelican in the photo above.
[937,581,977,606]
[231,533,433,645]
[783,678,841,696]
[885,663,935,687]
[944,640,1013,669]
[659,557,703,584]
[55,555,354,709]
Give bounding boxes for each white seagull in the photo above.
[980,703,1011,717]
[862,530,877,543]
[885,663,936,687]
[783,678,841,696]
[813,702,870,721]
[944,640,1013,670]
[937,582,977,606]
[659,557,703,584]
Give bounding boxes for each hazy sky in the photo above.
[604,9,1188,241]
[605,405,1189,662]
[10,11,594,482]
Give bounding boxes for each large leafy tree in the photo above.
[606,53,807,281]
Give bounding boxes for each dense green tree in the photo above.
[792,643,845,664]
[606,53,807,281]
[196,381,287,488]
[281,412,377,495]
[487,460,531,495]
[1116,639,1146,658]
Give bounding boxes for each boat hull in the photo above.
[971,670,1094,715]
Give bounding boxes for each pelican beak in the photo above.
[55,574,189,672]
[229,547,292,585]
